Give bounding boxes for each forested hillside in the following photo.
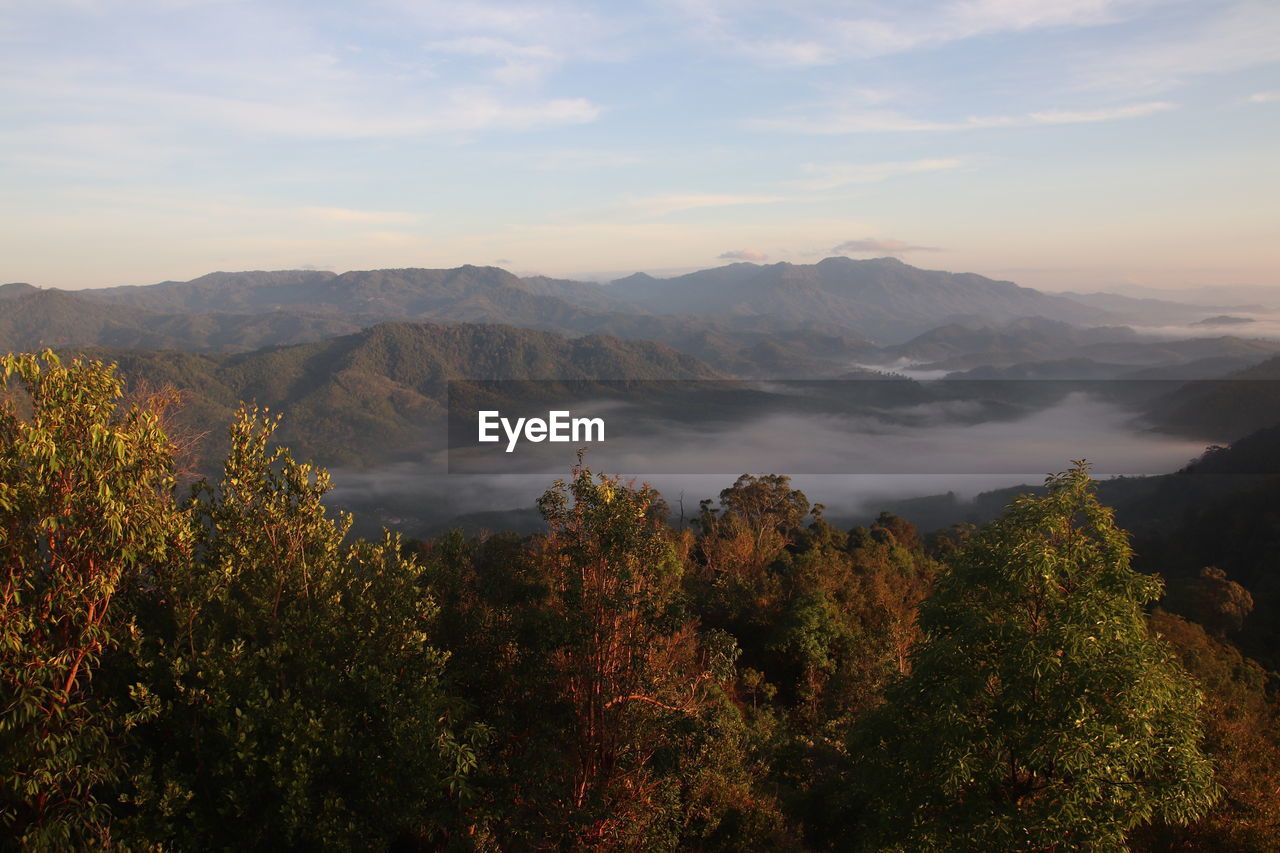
[0,288,366,353]
[39,257,1117,349]
[72,322,720,467]
[4,352,1278,850]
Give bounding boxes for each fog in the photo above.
[1127,311,1280,342]
[329,391,1214,537]
[851,360,954,380]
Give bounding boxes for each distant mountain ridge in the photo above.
[85,266,628,327]
[69,257,1114,345]
[0,288,366,353]
[11,260,1280,380]
[0,282,38,300]
[874,317,1280,374]
[610,257,1112,339]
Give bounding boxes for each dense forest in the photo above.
[4,352,1279,850]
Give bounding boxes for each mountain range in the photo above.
[8,258,1276,381]
[29,257,1109,346]
[8,256,1280,545]
[873,317,1280,377]
[612,257,1110,338]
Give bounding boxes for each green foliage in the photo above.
[8,349,1274,850]
[77,321,720,471]
[415,464,796,850]
[855,464,1218,851]
[688,476,939,847]
[122,406,469,848]
[1132,611,1280,852]
[1,352,190,846]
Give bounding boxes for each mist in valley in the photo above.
[330,390,1215,538]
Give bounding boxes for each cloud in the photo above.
[628,193,785,216]
[675,0,1141,66]
[425,35,563,85]
[3,76,601,140]
[755,101,1175,134]
[0,0,605,149]
[718,249,768,262]
[298,206,420,224]
[832,238,942,255]
[736,38,834,67]
[1025,102,1176,123]
[1246,91,1279,104]
[522,148,646,171]
[829,0,1133,59]
[791,158,964,190]
[1074,2,1280,92]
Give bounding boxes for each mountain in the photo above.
[2,284,872,378]
[83,266,623,330]
[519,274,644,313]
[878,318,1138,364]
[0,288,365,353]
[35,260,1276,378]
[63,265,895,374]
[79,321,722,468]
[1088,283,1279,309]
[1144,354,1280,441]
[1052,291,1258,326]
[609,257,1112,341]
[0,282,38,300]
[875,318,1280,374]
[78,258,1114,347]
[1192,315,1256,327]
[85,269,338,312]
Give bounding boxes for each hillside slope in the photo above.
[75,321,721,467]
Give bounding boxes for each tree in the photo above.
[855,464,1218,851]
[1133,611,1280,852]
[534,462,741,849]
[1189,566,1254,637]
[1,352,190,846]
[122,406,474,848]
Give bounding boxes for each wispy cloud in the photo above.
[718,248,768,262]
[2,73,600,140]
[755,101,1175,134]
[1073,2,1280,92]
[833,238,942,255]
[830,0,1133,59]
[1245,91,1279,104]
[1025,102,1176,123]
[0,0,604,149]
[674,0,1142,66]
[520,147,647,171]
[298,207,421,225]
[790,158,964,190]
[424,36,563,85]
[628,193,785,216]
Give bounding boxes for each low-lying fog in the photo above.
[329,391,1215,537]
[1128,314,1280,340]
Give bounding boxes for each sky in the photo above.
[1,0,1277,292]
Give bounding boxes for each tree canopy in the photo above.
[5,353,1268,850]
[855,464,1219,851]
